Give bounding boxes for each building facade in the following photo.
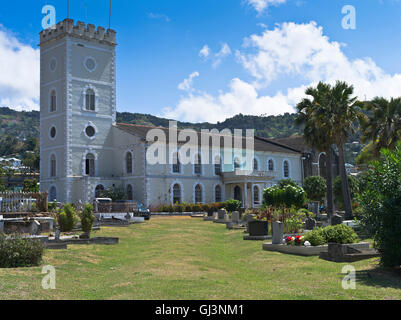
[40,19,304,209]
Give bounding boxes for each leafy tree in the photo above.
[101,186,127,201]
[303,176,327,202]
[359,142,401,267]
[22,179,39,192]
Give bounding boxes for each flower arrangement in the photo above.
[285,235,306,246]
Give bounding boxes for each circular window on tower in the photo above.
[49,126,57,140]
[49,57,57,72]
[84,56,97,72]
[85,125,96,138]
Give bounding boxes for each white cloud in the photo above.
[163,78,294,123]
[199,45,210,59]
[177,71,200,92]
[164,21,401,123]
[199,43,231,68]
[212,43,232,68]
[0,27,40,111]
[247,0,286,13]
[237,22,401,98]
[148,13,171,22]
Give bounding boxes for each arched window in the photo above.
[86,153,95,177]
[214,155,222,175]
[50,154,56,177]
[126,184,133,201]
[126,152,133,174]
[194,154,202,175]
[95,185,104,198]
[49,186,57,202]
[234,158,241,170]
[253,185,260,205]
[268,159,274,171]
[85,88,96,111]
[253,158,259,171]
[195,184,203,204]
[173,184,182,204]
[283,160,290,178]
[172,152,181,173]
[50,90,57,112]
[215,185,222,203]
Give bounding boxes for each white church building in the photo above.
[39,19,304,209]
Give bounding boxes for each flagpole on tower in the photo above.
[85,3,87,25]
[67,0,70,19]
[109,0,112,29]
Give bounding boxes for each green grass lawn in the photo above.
[0,217,401,300]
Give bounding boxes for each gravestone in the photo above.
[232,211,240,224]
[272,221,284,245]
[30,220,41,236]
[244,214,256,233]
[0,215,4,233]
[331,214,343,226]
[55,228,60,241]
[305,218,317,230]
[218,209,226,220]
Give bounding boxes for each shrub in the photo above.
[173,203,183,213]
[192,204,202,212]
[303,176,327,201]
[359,143,401,267]
[320,224,358,244]
[333,175,359,210]
[304,224,358,246]
[0,234,44,268]
[263,184,307,209]
[303,229,326,246]
[57,203,78,232]
[80,204,95,235]
[225,199,241,212]
[277,179,298,188]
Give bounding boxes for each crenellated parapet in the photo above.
[40,19,116,46]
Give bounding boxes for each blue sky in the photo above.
[1,0,401,123]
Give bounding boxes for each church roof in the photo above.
[271,136,307,153]
[115,123,301,155]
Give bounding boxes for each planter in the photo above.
[263,242,371,257]
[248,220,268,237]
[263,243,328,256]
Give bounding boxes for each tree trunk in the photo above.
[325,147,334,220]
[338,144,353,219]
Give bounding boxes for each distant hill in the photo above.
[0,106,363,164]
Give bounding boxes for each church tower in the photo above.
[39,19,117,204]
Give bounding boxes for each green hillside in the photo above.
[0,106,363,165]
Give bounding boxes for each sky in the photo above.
[1,0,401,123]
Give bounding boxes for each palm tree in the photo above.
[326,81,364,220]
[360,97,401,157]
[296,82,335,219]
